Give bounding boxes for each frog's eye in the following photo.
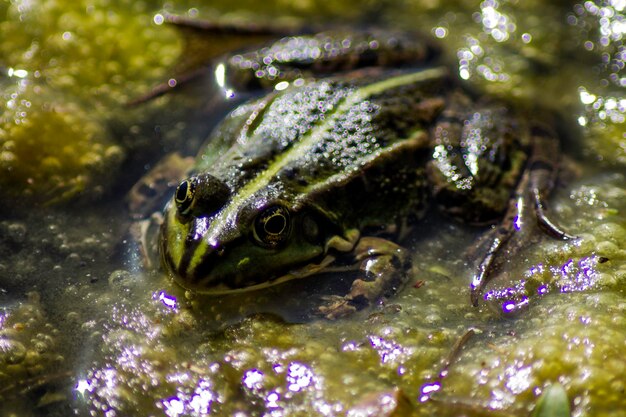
[175,178,196,216]
[174,174,230,219]
[253,205,292,247]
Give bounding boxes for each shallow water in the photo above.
[0,1,625,416]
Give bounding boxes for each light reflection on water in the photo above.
[158,290,179,310]
[456,0,517,83]
[476,0,516,43]
[577,86,626,125]
[570,0,626,147]
[160,378,216,417]
[570,0,626,87]
[483,253,608,316]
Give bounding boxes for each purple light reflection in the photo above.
[537,284,549,295]
[242,369,264,391]
[157,291,178,310]
[501,296,528,314]
[419,381,441,402]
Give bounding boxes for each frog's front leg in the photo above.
[319,237,411,319]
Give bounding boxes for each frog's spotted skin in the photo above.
[221,29,438,90]
[158,28,571,318]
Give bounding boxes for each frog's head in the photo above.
[159,173,330,293]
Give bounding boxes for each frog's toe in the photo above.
[318,295,360,320]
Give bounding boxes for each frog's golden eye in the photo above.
[253,205,292,247]
[175,178,196,216]
[174,174,231,220]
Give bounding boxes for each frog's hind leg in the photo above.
[128,14,292,105]
[469,124,576,306]
[469,182,526,306]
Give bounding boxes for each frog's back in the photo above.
[195,67,450,226]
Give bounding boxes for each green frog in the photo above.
[152,16,574,318]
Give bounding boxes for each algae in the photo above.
[0,1,624,417]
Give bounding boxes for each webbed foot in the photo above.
[319,237,410,319]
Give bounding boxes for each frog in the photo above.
[148,15,574,319]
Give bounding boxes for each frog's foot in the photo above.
[318,295,359,319]
[470,227,513,307]
[419,328,477,402]
[318,237,411,319]
[127,67,208,105]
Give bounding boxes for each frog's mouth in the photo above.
[162,237,344,294]
[182,253,346,295]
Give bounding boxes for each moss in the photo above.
[0,293,63,402]
[0,0,180,206]
[0,83,123,204]
[586,122,626,166]
[0,0,180,107]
